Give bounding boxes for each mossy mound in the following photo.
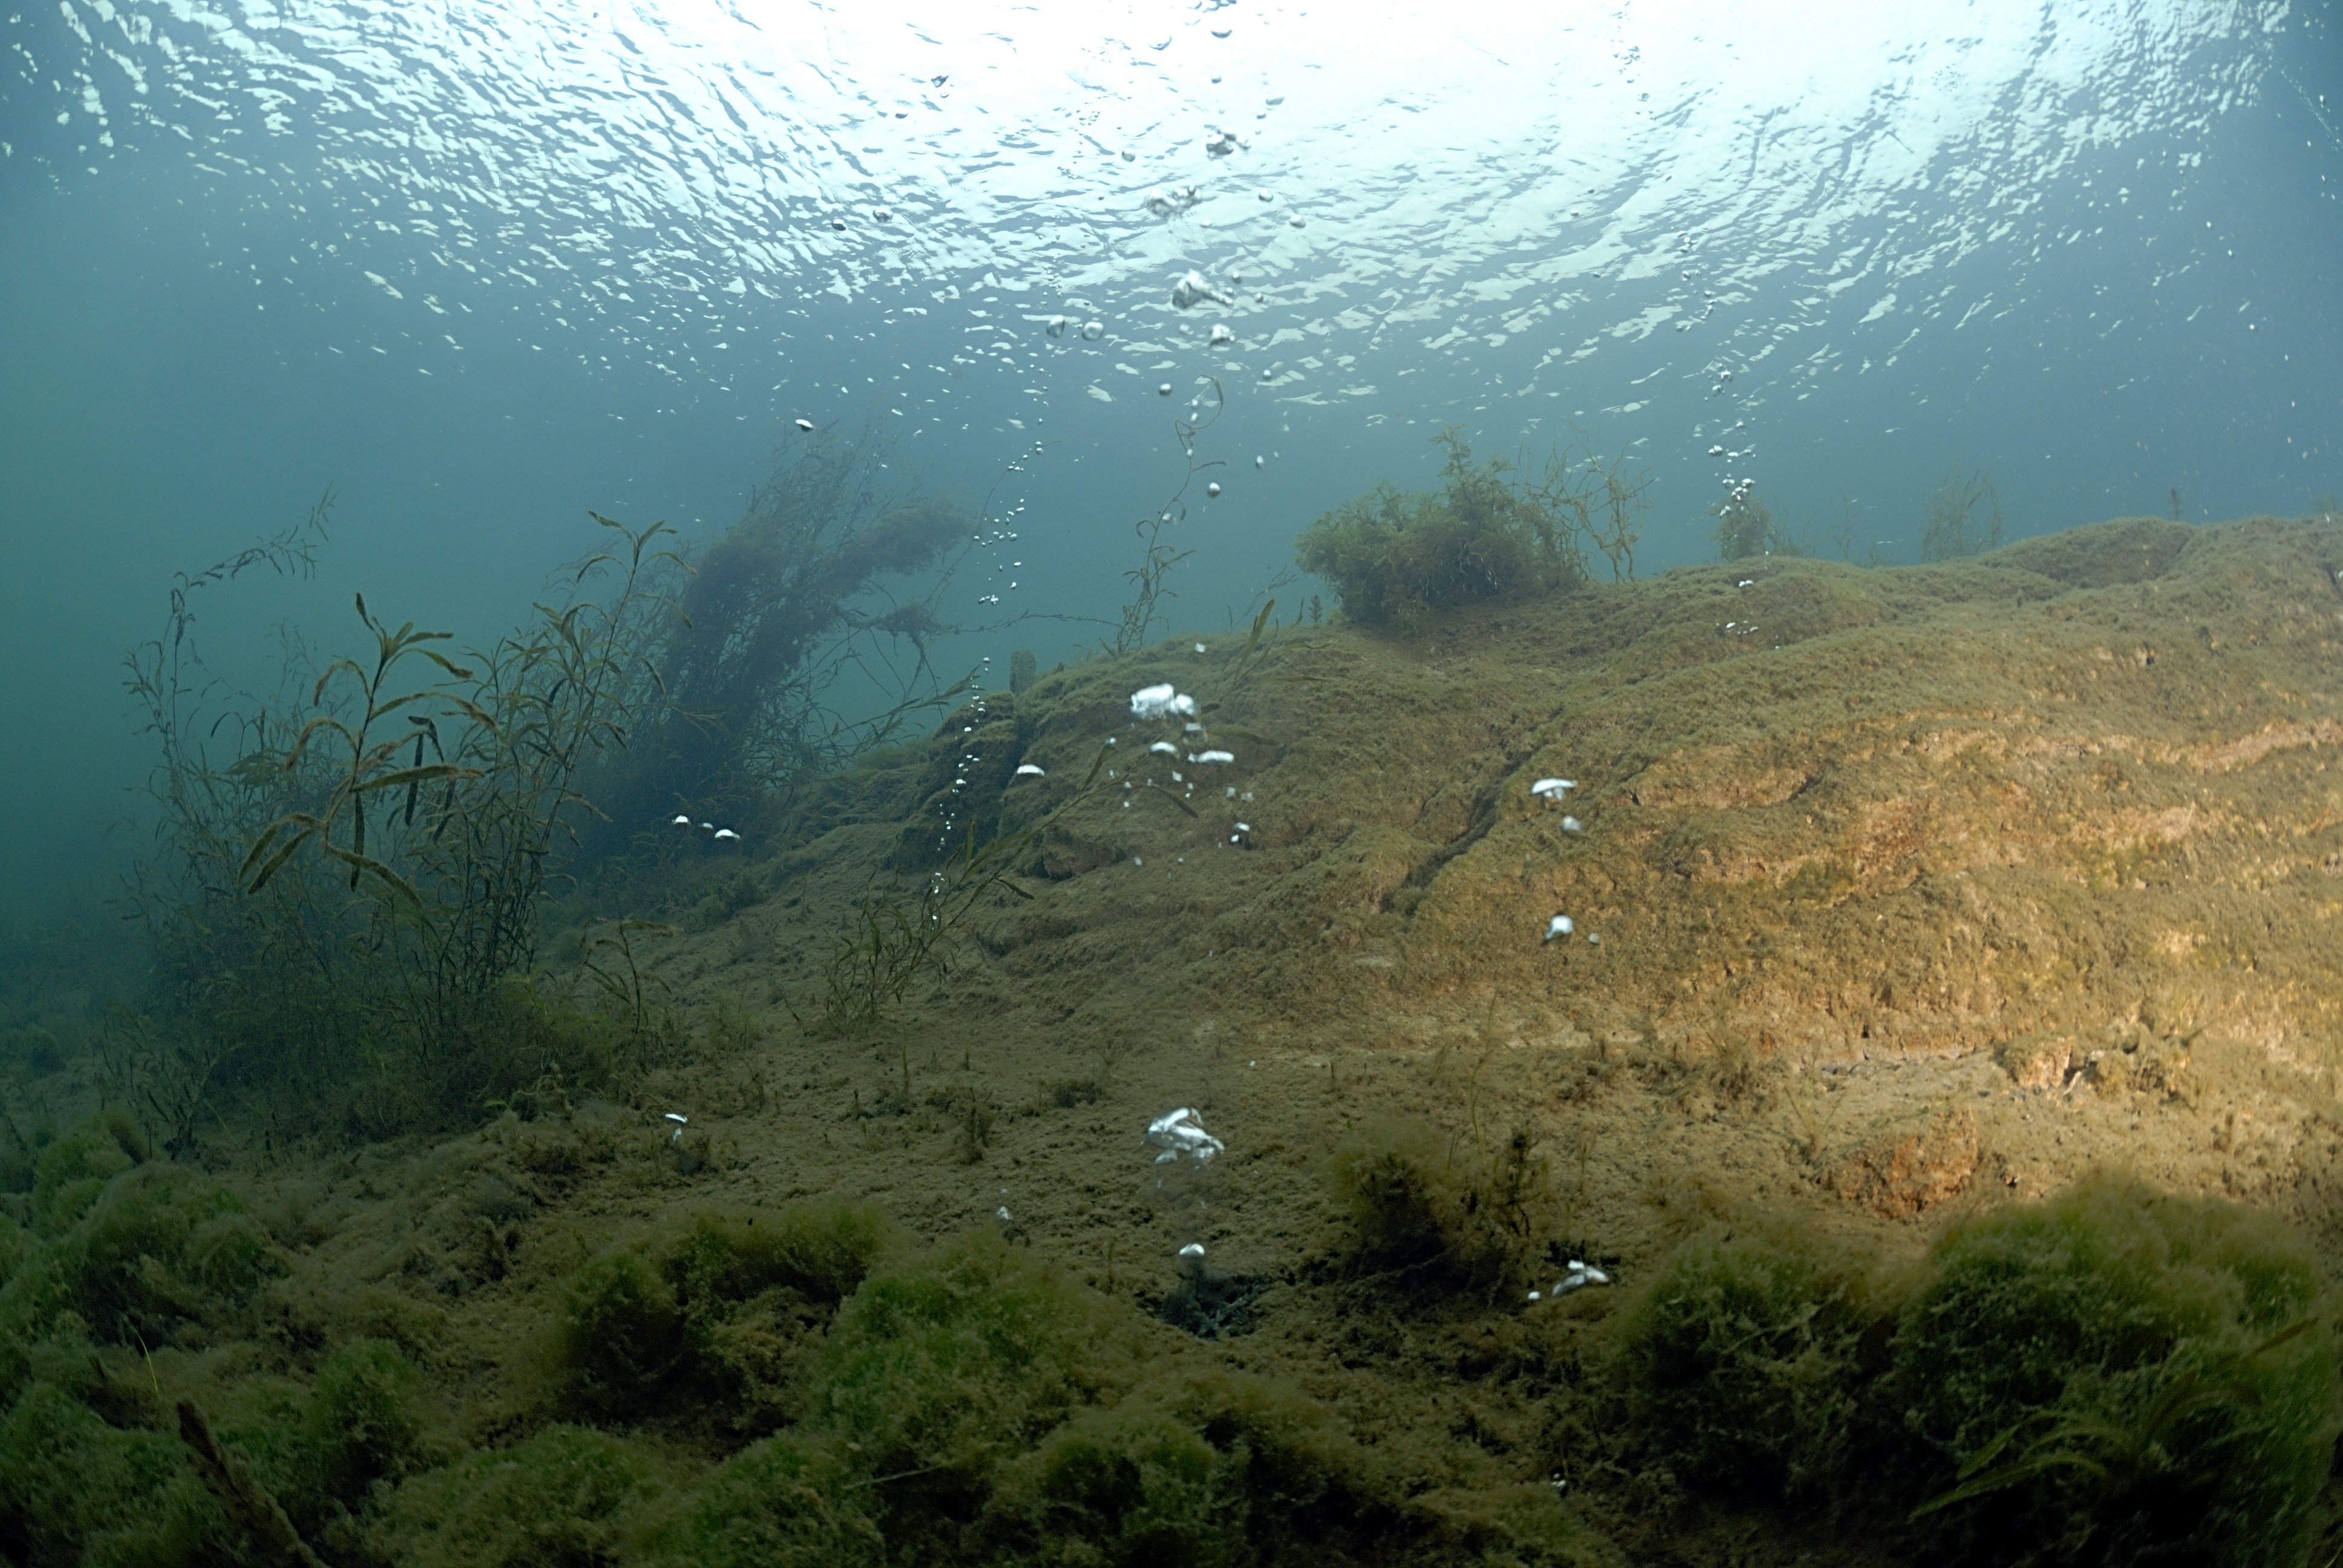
[0,1122,444,1566]
[557,1197,897,1428]
[1892,1175,2339,1567]
[1611,1177,2338,1566]
[1616,1215,1887,1502]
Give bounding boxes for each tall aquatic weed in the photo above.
[125,503,680,1133]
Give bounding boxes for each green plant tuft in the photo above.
[1919,463,2005,561]
[27,1120,137,1237]
[554,1200,895,1431]
[304,1337,433,1515]
[666,1200,894,1313]
[1615,1215,1886,1501]
[1710,485,1798,561]
[1892,1175,2338,1567]
[367,1424,673,1568]
[557,1249,687,1422]
[1325,1115,1550,1293]
[811,1229,1135,1508]
[1297,430,1632,630]
[664,1433,883,1568]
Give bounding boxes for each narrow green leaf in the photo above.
[1142,784,1199,818]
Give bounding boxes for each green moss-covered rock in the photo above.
[1891,1176,2339,1567]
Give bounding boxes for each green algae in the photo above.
[1615,1215,1886,1503]
[1894,1176,2338,1567]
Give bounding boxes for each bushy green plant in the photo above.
[1325,1115,1549,1292]
[0,1025,65,1078]
[992,1397,1227,1563]
[1710,485,1797,560]
[303,1337,433,1514]
[664,1201,894,1313]
[556,1200,895,1429]
[0,1377,209,1567]
[557,1249,687,1422]
[1,1151,282,1413]
[27,1120,136,1236]
[980,1370,1378,1566]
[367,1425,673,1568]
[0,1218,29,1290]
[1616,1218,1884,1501]
[811,1229,1135,1514]
[661,1434,882,1568]
[1297,430,1610,630]
[586,420,973,849]
[1892,1175,2337,1567]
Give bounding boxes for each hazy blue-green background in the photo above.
[2,0,2338,926]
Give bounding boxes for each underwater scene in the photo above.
[3,2,2342,1563]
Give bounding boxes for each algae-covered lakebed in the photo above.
[10,510,2343,1566]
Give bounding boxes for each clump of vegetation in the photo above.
[1605,1175,2337,1564]
[1325,1114,1552,1295]
[124,497,679,1138]
[0,1128,447,1566]
[0,1126,283,1405]
[1296,428,1648,630]
[1711,484,1797,560]
[557,1199,897,1431]
[1892,1175,2336,1567]
[587,419,974,849]
[1919,463,2005,561]
[1614,1215,1887,1502]
[368,1423,676,1568]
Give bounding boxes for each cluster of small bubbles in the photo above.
[933,696,997,852]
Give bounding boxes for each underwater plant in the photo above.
[1615,1215,1886,1503]
[1325,1113,1553,1295]
[585,418,973,851]
[1919,463,2005,561]
[1296,427,1645,629]
[1709,484,1798,561]
[1105,381,1228,655]
[818,822,1037,1059]
[124,504,679,1133]
[555,1200,895,1432]
[1891,1175,2338,1567]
